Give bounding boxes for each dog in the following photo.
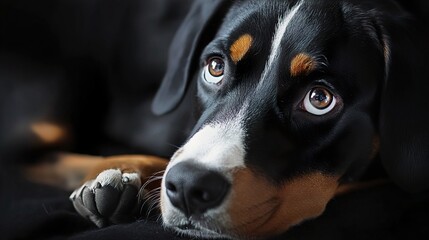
[19,0,428,239]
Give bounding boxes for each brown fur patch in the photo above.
[25,154,168,191]
[85,155,168,190]
[24,153,104,190]
[290,53,317,77]
[228,168,339,238]
[31,122,67,144]
[230,34,253,63]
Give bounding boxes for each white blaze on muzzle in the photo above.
[167,119,247,173]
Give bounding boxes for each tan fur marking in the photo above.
[335,179,389,196]
[228,169,339,238]
[290,53,317,77]
[31,122,67,144]
[228,169,278,236]
[230,34,253,63]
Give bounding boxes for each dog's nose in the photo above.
[165,162,230,216]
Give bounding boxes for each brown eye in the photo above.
[310,88,333,109]
[208,57,225,77]
[303,87,337,115]
[202,57,225,84]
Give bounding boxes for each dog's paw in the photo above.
[69,169,142,227]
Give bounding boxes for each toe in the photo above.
[110,185,139,224]
[94,186,122,217]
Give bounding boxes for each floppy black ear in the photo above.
[379,12,429,192]
[152,0,230,115]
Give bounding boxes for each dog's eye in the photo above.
[202,57,224,84]
[303,87,337,115]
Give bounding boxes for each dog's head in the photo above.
[152,0,429,238]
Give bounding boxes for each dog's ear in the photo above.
[379,14,429,192]
[152,0,230,115]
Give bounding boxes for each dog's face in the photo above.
[157,0,397,239]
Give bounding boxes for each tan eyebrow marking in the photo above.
[290,53,317,77]
[230,34,253,63]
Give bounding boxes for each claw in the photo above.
[122,176,130,183]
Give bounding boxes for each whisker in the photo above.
[156,214,163,223]
[141,199,159,218]
[141,193,161,209]
[139,185,161,202]
[166,142,181,149]
[143,193,160,206]
[147,176,163,182]
[145,175,164,182]
[147,170,166,179]
[145,187,162,197]
[146,201,161,219]
[147,199,161,217]
[137,188,148,202]
[142,170,165,184]
[142,175,164,188]
[139,187,162,215]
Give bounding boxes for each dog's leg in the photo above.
[64,155,168,227]
[24,154,167,227]
[25,154,168,227]
[25,153,105,191]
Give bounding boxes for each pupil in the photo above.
[310,88,332,109]
[210,59,224,75]
[315,93,326,102]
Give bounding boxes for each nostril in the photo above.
[191,189,211,203]
[187,173,230,213]
[166,182,177,192]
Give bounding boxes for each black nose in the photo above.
[165,162,230,217]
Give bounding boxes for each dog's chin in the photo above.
[171,223,234,240]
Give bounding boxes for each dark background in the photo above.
[0,0,193,239]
